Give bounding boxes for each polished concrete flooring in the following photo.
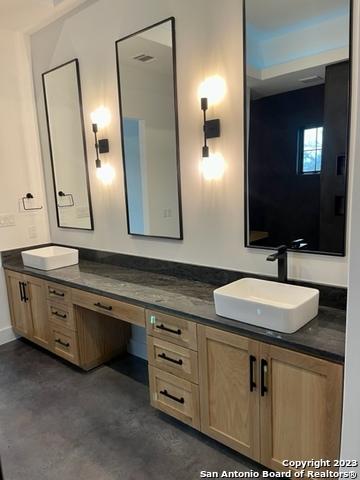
[0,340,262,480]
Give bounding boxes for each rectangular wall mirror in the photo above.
[244,0,351,255]
[42,59,94,230]
[116,17,183,239]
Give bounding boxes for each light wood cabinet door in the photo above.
[25,275,50,349]
[259,343,343,473]
[5,270,32,337]
[198,325,260,461]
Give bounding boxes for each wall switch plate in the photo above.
[0,214,16,227]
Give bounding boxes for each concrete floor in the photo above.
[0,340,261,480]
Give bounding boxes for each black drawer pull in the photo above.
[18,281,24,302]
[156,324,181,335]
[249,355,257,392]
[159,389,184,404]
[55,338,70,348]
[22,283,28,303]
[158,352,183,366]
[49,289,65,297]
[261,359,268,397]
[52,310,67,319]
[94,302,113,311]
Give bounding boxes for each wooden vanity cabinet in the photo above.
[147,310,200,429]
[5,269,343,470]
[198,325,261,460]
[26,276,50,349]
[5,270,33,338]
[5,271,133,370]
[259,343,343,472]
[5,270,49,348]
[198,324,343,470]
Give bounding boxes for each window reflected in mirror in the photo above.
[244,0,351,255]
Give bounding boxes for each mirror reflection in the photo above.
[42,59,93,230]
[245,0,351,255]
[116,18,182,239]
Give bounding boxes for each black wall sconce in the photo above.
[201,97,221,157]
[92,123,109,169]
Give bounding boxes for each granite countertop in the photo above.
[3,255,346,364]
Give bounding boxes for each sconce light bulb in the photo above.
[200,152,225,181]
[90,106,111,129]
[96,163,115,185]
[201,97,208,111]
[198,75,227,106]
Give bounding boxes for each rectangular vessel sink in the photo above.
[21,246,78,271]
[214,278,319,334]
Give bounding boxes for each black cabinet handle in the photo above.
[159,389,184,404]
[52,310,67,319]
[19,281,24,302]
[94,302,113,311]
[49,289,65,297]
[249,355,257,392]
[55,338,70,348]
[156,324,181,335]
[261,359,268,397]
[22,283,28,303]
[158,352,183,366]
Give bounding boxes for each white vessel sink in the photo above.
[21,246,78,271]
[214,278,319,334]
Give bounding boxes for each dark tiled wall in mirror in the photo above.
[244,0,351,256]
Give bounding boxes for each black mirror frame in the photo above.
[42,58,94,231]
[242,0,353,257]
[115,17,183,240]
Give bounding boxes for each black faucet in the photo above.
[266,245,288,283]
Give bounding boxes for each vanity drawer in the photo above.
[48,302,76,331]
[72,289,145,327]
[49,323,79,365]
[46,282,72,305]
[149,366,200,429]
[148,336,198,383]
[146,310,197,351]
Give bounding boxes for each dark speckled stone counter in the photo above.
[2,255,346,364]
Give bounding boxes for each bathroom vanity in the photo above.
[2,248,345,473]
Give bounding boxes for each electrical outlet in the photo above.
[0,214,15,227]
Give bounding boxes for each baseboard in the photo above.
[127,338,147,360]
[0,326,17,346]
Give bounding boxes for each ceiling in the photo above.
[246,0,349,33]
[117,36,173,76]
[0,0,88,32]
[117,21,173,76]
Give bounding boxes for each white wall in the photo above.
[0,29,50,344]
[341,0,360,465]
[30,0,349,290]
